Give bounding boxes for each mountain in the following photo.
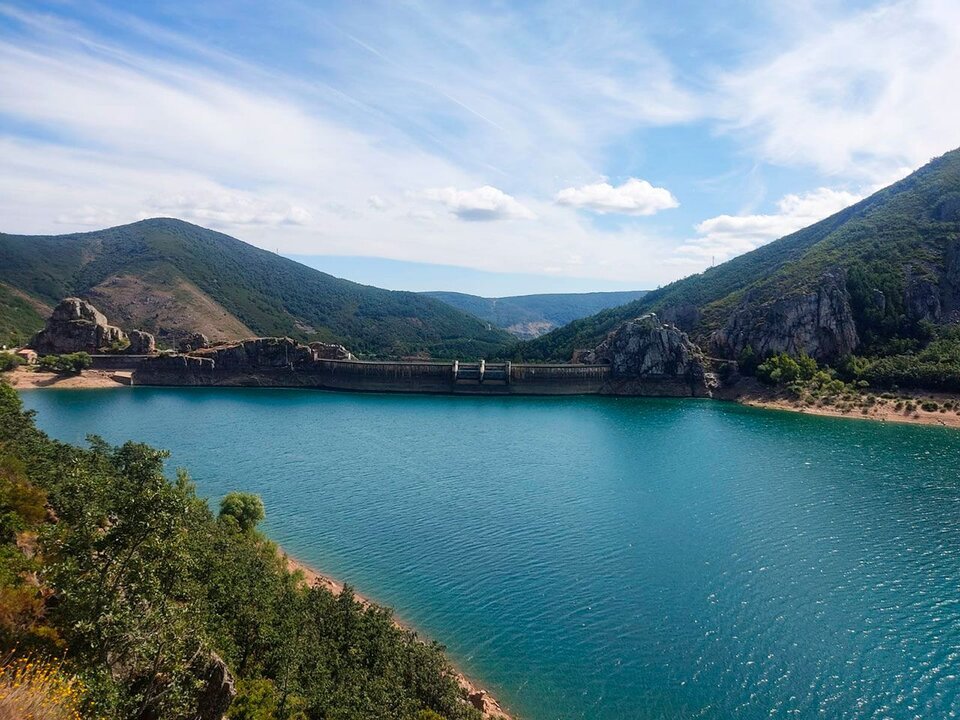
[518,147,960,364]
[0,218,513,358]
[422,290,648,339]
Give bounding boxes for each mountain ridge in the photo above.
[517,147,960,364]
[0,218,514,358]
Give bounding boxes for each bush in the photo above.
[0,655,85,720]
[756,352,818,386]
[37,353,91,374]
[0,354,21,373]
[921,401,939,412]
[219,492,265,533]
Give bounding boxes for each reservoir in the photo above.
[20,388,960,719]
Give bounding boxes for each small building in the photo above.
[15,348,38,365]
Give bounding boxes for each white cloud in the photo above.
[367,195,387,210]
[555,178,678,215]
[679,187,862,261]
[717,0,960,181]
[421,185,536,221]
[145,190,311,226]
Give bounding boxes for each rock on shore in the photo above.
[579,313,715,396]
[31,297,128,354]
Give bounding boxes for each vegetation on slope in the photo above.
[0,382,481,720]
[423,290,647,339]
[0,219,512,358]
[517,148,960,363]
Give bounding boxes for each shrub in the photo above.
[921,401,939,412]
[0,655,85,720]
[0,354,21,373]
[37,354,91,375]
[756,352,818,386]
[219,492,265,533]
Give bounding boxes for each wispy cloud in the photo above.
[0,1,957,291]
[716,0,960,182]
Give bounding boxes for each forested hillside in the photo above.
[518,147,960,379]
[0,219,512,358]
[0,381,481,719]
[424,290,647,339]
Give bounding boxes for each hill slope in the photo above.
[519,147,960,362]
[423,290,647,339]
[0,218,513,358]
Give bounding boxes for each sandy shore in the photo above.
[281,550,513,720]
[736,389,960,428]
[6,367,131,389]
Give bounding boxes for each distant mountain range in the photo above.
[422,290,647,339]
[518,147,960,365]
[0,218,513,358]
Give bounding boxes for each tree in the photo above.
[219,493,265,533]
[37,353,91,374]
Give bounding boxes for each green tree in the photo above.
[219,493,266,533]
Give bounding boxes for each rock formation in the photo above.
[309,341,354,360]
[178,333,210,353]
[31,298,127,354]
[193,652,236,720]
[711,272,858,362]
[191,337,315,371]
[579,313,714,396]
[126,329,156,354]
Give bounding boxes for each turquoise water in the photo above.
[20,388,960,719]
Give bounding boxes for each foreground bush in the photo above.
[0,655,85,720]
[0,382,480,720]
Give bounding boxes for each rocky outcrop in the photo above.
[192,337,315,371]
[178,333,210,353]
[126,329,156,354]
[309,341,354,360]
[192,652,236,720]
[712,272,858,362]
[903,268,943,323]
[31,297,127,354]
[580,314,714,396]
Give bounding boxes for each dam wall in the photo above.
[132,356,625,395]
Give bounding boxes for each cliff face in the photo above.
[711,272,859,362]
[31,297,127,354]
[580,314,715,396]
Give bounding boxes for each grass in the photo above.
[0,656,85,720]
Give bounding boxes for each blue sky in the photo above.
[1,0,958,295]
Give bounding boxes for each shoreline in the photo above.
[733,387,960,429]
[6,367,131,389]
[281,549,513,720]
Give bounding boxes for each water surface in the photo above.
[20,388,960,719]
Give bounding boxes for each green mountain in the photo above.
[519,147,960,367]
[422,290,648,339]
[0,218,513,358]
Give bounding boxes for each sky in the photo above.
[2,0,959,296]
